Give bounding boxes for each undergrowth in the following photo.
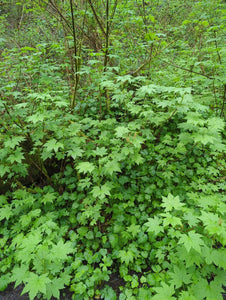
[0,0,225,299]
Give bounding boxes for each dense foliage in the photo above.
[0,0,225,299]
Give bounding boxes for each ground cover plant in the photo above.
[0,0,225,299]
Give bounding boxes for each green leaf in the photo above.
[193,128,216,145]
[0,206,13,221]
[207,117,225,132]
[118,250,134,265]
[0,274,11,291]
[71,282,86,294]
[192,278,224,300]
[27,112,45,123]
[0,195,8,205]
[183,211,199,227]
[92,147,107,157]
[22,273,51,300]
[127,223,141,237]
[0,165,10,177]
[91,182,111,200]
[76,162,95,174]
[41,192,56,204]
[15,231,43,262]
[103,160,121,176]
[198,211,223,235]
[161,194,185,212]
[178,231,204,253]
[152,282,176,300]
[144,216,164,235]
[50,240,73,261]
[7,149,24,163]
[46,277,66,300]
[168,265,192,288]
[4,136,25,149]
[44,139,64,153]
[20,215,32,227]
[67,148,84,159]
[211,249,226,268]
[12,264,29,288]
[137,84,157,97]
[137,287,153,300]
[178,291,196,300]
[101,286,117,300]
[115,126,130,138]
[162,213,182,227]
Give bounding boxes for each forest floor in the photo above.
[0,274,125,300]
[1,283,226,300]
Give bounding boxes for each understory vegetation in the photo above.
[0,0,225,299]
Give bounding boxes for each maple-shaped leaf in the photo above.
[7,149,24,164]
[193,129,217,145]
[103,160,121,176]
[76,162,95,174]
[71,281,86,294]
[29,209,41,218]
[91,183,111,200]
[116,74,133,84]
[152,282,176,300]
[202,245,213,265]
[101,285,117,300]
[115,126,129,138]
[27,112,45,123]
[127,103,142,115]
[41,192,56,204]
[67,148,84,159]
[4,136,25,149]
[22,273,51,300]
[161,193,185,212]
[211,249,226,269]
[67,122,81,135]
[137,287,153,300]
[137,84,157,97]
[46,277,66,300]
[44,139,64,152]
[177,246,203,268]
[198,211,221,235]
[184,111,205,126]
[168,265,192,288]
[183,211,200,227]
[15,231,43,263]
[144,216,164,235]
[92,147,107,157]
[0,206,13,221]
[0,165,10,177]
[0,195,7,205]
[50,240,73,261]
[118,250,134,265]
[192,277,224,300]
[19,215,32,227]
[127,223,141,237]
[178,291,196,300]
[162,213,182,227]
[178,231,204,253]
[0,274,11,292]
[207,117,225,132]
[11,264,29,288]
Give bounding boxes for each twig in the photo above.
[87,0,106,37]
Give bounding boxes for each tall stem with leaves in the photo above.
[104,0,109,71]
[70,0,80,110]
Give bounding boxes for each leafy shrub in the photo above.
[1,68,226,299]
[0,0,225,299]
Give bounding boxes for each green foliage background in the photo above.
[0,0,225,299]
